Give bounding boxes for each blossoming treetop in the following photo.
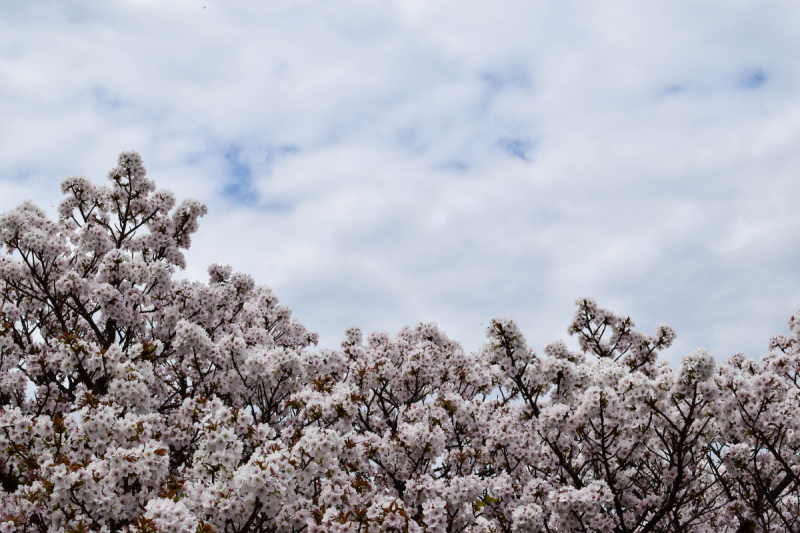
[0,152,798,533]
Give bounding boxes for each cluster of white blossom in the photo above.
[1,152,799,533]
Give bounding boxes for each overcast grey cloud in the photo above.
[2,0,800,362]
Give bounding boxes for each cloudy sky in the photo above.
[2,0,800,362]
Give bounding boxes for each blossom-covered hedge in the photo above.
[1,153,798,533]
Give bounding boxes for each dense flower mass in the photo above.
[1,152,799,533]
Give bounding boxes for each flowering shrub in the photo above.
[0,152,799,533]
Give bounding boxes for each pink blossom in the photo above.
[1,152,799,533]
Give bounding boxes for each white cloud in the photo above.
[2,0,800,361]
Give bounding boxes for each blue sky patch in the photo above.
[435,160,469,172]
[91,86,123,111]
[662,84,685,95]
[740,68,767,89]
[480,65,531,92]
[222,145,258,205]
[221,144,298,209]
[499,138,533,161]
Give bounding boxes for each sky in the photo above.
[2,0,800,363]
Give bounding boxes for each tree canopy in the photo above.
[1,152,799,533]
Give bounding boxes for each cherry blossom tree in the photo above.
[0,152,798,533]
